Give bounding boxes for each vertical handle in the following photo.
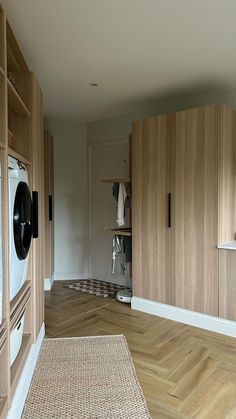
[168,193,171,228]
[49,195,53,221]
[32,191,39,238]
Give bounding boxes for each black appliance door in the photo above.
[13,181,32,260]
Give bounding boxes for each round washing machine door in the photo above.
[13,181,32,260]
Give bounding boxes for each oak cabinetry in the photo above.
[44,130,54,283]
[132,105,236,317]
[132,114,170,302]
[170,106,219,315]
[31,75,44,339]
[219,249,236,321]
[0,4,44,418]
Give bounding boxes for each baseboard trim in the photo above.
[44,276,54,291]
[131,297,236,338]
[54,272,89,281]
[7,323,45,419]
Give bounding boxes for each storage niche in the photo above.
[7,22,30,110]
[10,294,32,397]
[8,110,31,161]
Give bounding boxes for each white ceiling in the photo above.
[2,0,236,122]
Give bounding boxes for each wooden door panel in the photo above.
[172,106,219,315]
[219,249,236,321]
[132,116,169,302]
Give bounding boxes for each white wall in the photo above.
[87,87,236,143]
[45,119,88,280]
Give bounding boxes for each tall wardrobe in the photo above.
[132,104,236,318]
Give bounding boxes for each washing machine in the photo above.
[8,157,32,301]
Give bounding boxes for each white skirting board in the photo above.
[53,272,89,280]
[131,297,236,338]
[7,323,45,419]
[44,276,54,291]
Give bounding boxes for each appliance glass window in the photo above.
[13,181,32,260]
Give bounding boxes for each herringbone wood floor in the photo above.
[45,281,236,419]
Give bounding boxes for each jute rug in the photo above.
[64,279,127,298]
[22,335,151,419]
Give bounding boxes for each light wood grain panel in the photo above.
[30,74,44,340]
[219,249,236,321]
[132,105,226,316]
[218,106,236,244]
[132,120,142,297]
[132,116,169,302]
[171,105,219,315]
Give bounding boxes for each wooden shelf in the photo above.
[10,281,31,329]
[11,334,32,398]
[8,148,31,166]
[7,78,30,117]
[102,178,131,184]
[104,228,132,237]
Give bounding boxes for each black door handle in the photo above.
[49,195,53,221]
[32,191,39,238]
[168,193,171,228]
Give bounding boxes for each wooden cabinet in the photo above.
[0,5,44,418]
[132,115,170,302]
[219,250,236,321]
[44,130,54,283]
[132,105,236,317]
[31,74,44,339]
[170,106,219,315]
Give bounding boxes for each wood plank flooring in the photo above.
[45,281,236,419]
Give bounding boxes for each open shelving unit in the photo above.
[102,178,131,184]
[102,178,132,237]
[104,227,132,237]
[8,147,31,166]
[5,18,33,413]
[6,20,31,164]
[7,79,30,117]
[10,294,32,398]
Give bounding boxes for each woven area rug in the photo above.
[64,279,127,298]
[22,335,150,419]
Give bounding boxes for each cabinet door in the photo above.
[132,115,170,302]
[44,130,54,280]
[31,74,44,338]
[219,250,236,321]
[171,106,219,315]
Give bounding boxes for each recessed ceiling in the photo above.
[2,0,236,122]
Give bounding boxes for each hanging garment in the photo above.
[123,236,132,263]
[112,182,119,202]
[112,235,125,275]
[117,183,127,227]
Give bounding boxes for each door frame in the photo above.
[88,138,129,279]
